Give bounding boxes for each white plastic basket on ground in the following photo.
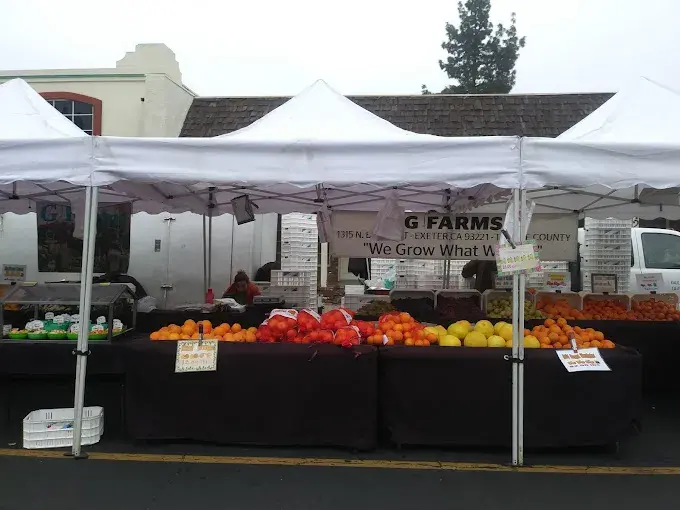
[23,406,104,449]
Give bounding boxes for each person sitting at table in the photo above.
[222,270,261,305]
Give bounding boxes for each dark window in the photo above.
[46,99,94,135]
[641,233,680,269]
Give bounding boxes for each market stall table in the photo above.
[122,337,378,450]
[379,345,641,449]
[527,319,680,393]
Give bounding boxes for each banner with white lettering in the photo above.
[331,212,577,261]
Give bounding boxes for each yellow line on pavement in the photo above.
[0,448,678,475]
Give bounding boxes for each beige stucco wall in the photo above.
[0,43,195,137]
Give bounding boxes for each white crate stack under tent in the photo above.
[272,213,318,308]
[581,218,633,292]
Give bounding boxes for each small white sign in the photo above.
[544,271,571,292]
[175,340,218,373]
[556,348,611,372]
[591,273,617,294]
[2,264,26,282]
[496,243,541,275]
[636,273,663,293]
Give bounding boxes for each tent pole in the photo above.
[202,215,207,297]
[517,188,527,466]
[71,186,99,459]
[208,210,213,290]
[208,188,214,290]
[511,188,520,466]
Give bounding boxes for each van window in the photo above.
[641,233,680,269]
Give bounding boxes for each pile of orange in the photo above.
[149,319,257,343]
[630,298,680,321]
[581,298,630,320]
[525,318,615,349]
[365,311,438,346]
[536,298,584,320]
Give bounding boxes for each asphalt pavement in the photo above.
[1,454,679,510]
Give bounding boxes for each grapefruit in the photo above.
[493,321,508,335]
[487,335,506,348]
[524,335,540,349]
[463,331,488,347]
[474,320,494,338]
[440,335,462,347]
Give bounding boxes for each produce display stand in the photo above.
[121,338,378,450]
[136,305,276,334]
[379,345,641,449]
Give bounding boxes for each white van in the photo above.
[577,227,680,294]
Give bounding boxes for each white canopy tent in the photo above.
[95,80,522,214]
[1,78,526,459]
[521,77,680,219]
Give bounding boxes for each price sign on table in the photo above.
[635,273,663,293]
[591,273,618,294]
[556,348,611,372]
[544,271,571,292]
[496,242,542,276]
[175,340,218,373]
[2,264,26,282]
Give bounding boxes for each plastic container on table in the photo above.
[389,289,436,302]
[27,332,47,340]
[630,293,679,308]
[535,291,583,311]
[23,406,104,449]
[343,294,391,313]
[47,331,67,340]
[435,289,482,310]
[481,289,535,315]
[8,331,28,340]
[582,293,631,309]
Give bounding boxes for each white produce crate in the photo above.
[23,406,103,449]
[271,270,314,286]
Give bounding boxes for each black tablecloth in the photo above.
[527,319,680,393]
[0,341,126,438]
[123,338,378,450]
[136,305,275,333]
[379,345,641,449]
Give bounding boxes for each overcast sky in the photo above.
[0,0,678,96]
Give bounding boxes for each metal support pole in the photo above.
[71,186,99,458]
[202,214,208,297]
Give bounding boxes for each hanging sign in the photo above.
[330,211,578,261]
[496,242,542,276]
[556,348,611,372]
[2,264,26,282]
[175,340,218,373]
[591,274,618,294]
[635,273,663,293]
[544,271,571,292]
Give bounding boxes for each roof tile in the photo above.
[180,93,613,138]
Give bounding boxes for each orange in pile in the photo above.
[366,312,438,347]
[149,319,258,342]
[536,298,584,320]
[581,298,630,320]
[525,318,615,349]
[631,298,680,321]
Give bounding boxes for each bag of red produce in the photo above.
[320,308,354,331]
[260,309,298,341]
[297,309,322,333]
[255,320,277,343]
[334,325,361,347]
[303,329,335,344]
[354,320,376,340]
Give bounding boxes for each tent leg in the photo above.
[510,188,527,467]
[69,186,99,459]
[208,210,213,290]
[202,214,207,298]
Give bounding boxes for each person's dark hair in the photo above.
[234,270,249,284]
